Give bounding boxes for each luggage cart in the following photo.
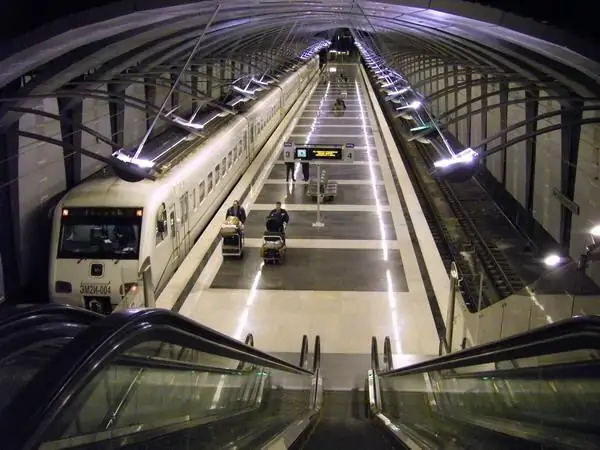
[220,223,244,258]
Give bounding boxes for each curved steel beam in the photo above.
[9,106,118,149]
[438,85,560,122]
[471,107,600,154]
[424,77,562,104]
[480,118,600,159]
[17,130,117,168]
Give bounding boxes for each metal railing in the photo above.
[446,259,600,349]
[370,316,600,448]
[0,308,322,450]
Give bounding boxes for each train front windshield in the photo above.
[58,207,142,260]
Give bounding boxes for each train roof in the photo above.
[60,177,155,208]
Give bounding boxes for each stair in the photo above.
[302,390,398,449]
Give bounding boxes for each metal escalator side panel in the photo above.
[0,309,313,450]
[0,306,99,421]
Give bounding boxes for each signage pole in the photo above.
[312,164,325,228]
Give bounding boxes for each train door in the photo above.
[168,203,181,266]
[179,192,190,257]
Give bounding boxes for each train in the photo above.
[49,56,320,314]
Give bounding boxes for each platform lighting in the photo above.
[254,77,274,86]
[378,74,402,85]
[543,253,562,267]
[171,110,231,131]
[250,77,270,87]
[232,85,258,97]
[433,147,478,168]
[113,150,155,169]
[385,86,410,95]
[380,80,399,89]
[385,88,410,100]
[396,100,422,111]
[590,225,600,238]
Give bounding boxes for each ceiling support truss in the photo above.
[384,44,599,252]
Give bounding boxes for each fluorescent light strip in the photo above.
[355,79,402,354]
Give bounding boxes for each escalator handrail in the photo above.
[0,305,100,363]
[0,304,100,331]
[0,308,313,450]
[378,314,600,377]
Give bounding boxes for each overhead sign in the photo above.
[298,147,343,161]
[283,143,355,163]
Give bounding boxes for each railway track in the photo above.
[413,141,526,304]
[369,73,524,312]
[448,181,526,295]
[396,138,484,311]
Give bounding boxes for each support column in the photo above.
[499,80,509,185]
[191,65,198,111]
[453,65,459,138]
[524,88,539,215]
[107,84,125,147]
[560,102,583,250]
[443,64,449,129]
[466,68,472,146]
[144,77,156,131]
[0,121,20,296]
[57,98,82,189]
[480,75,488,148]
[220,59,226,98]
[170,71,180,109]
[206,65,213,98]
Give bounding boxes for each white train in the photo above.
[49,56,319,313]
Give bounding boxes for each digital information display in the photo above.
[298,147,343,161]
[282,142,355,163]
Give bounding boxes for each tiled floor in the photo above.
[181,64,440,356]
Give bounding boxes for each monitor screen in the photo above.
[296,148,308,159]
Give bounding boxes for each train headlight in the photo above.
[120,283,138,296]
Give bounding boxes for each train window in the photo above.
[214,166,220,184]
[192,188,197,211]
[227,151,233,168]
[221,158,226,175]
[207,173,213,193]
[198,182,205,203]
[156,203,168,245]
[169,211,176,238]
[243,131,247,151]
[180,193,189,223]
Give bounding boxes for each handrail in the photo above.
[312,335,321,373]
[0,304,100,331]
[236,333,255,371]
[0,305,100,363]
[0,308,312,450]
[383,336,393,371]
[300,334,309,368]
[370,336,379,371]
[378,315,600,378]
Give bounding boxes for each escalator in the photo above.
[302,390,395,449]
[1,307,599,449]
[0,304,100,414]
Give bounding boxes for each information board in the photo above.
[282,142,355,163]
[296,147,343,161]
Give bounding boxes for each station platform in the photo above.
[178,64,442,356]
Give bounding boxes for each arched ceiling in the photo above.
[1,0,599,129]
